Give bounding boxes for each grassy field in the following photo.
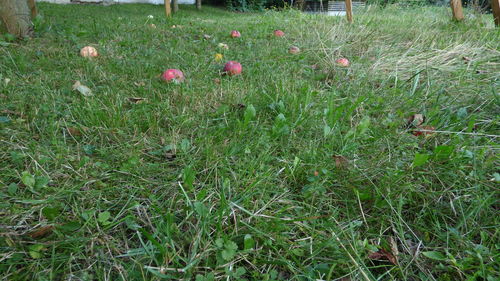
[1,3,499,281]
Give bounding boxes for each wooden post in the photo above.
[492,0,500,26]
[173,0,179,13]
[345,0,353,23]
[28,0,37,18]
[165,0,171,17]
[196,0,201,10]
[450,0,464,21]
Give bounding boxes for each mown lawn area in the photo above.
[0,3,499,280]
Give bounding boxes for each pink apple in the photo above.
[223,61,242,76]
[335,58,350,67]
[274,30,285,37]
[161,69,185,83]
[289,46,300,54]
[230,30,241,38]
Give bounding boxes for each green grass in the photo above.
[1,3,499,281]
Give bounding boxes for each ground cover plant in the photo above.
[0,3,499,280]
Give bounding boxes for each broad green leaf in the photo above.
[98,211,111,223]
[357,116,371,135]
[422,251,447,261]
[412,153,429,167]
[182,166,196,190]
[124,217,140,230]
[244,234,255,250]
[234,267,246,278]
[244,104,256,125]
[29,251,42,259]
[323,125,331,137]
[21,171,35,188]
[81,210,95,221]
[7,183,18,195]
[215,238,224,248]
[221,240,238,261]
[291,248,305,257]
[28,244,44,259]
[58,221,81,233]
[180,138,191,152]
[493,173,500,182]
[42,207,60,221]
[35,176,49,189]
[194,201,209,217]
[434,145,454,160]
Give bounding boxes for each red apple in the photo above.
[289,46,300,54]
[335,58,350,67]
[223,61,242,76]
[274,30,285,37]
[230,30,241,38]
[161,69,185,83]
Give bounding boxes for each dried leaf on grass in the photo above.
[28,225,54,239]
[413,125,435,137]
[368,248,397,265]
[1,109,22,116]
[389,236,399,258]
[67,127,82,137]
[333,155,349,168]
[72,81,93,97]
[405,114,435,137]
[127,97,147,104]
[165,151,176,161]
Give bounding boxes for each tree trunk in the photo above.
[0,0,34,37]
[196,0,201,10]
[173,0,179,13]
[165,0,171,17]
[294,0,305,10]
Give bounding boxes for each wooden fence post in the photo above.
[450,0,464,21]
[345,0,353,23]
[173,0,179,13]
[28,0,37,18]
[492,0,500,26]
[165,0,171,17]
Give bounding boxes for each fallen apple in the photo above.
[214,53,223,62]
[230,30,241,38]
[161,69,185,83]
[80,46,98,58]
[223,61,242,76]
[274,30,285,37]
[218,43,229,49]
[289,46,300,54]
[335,58,350,67]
